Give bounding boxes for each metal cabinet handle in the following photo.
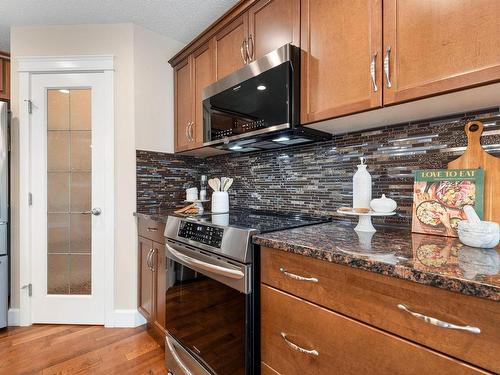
[281,332,319,356]
[150,248,157,271]
[397,304,481,334]
[81,207,101,216]
[280,267,319,283]
[240,39,248,64]
[147,227,158,232]
[146,249,153,271]
[185,121,190,142]
[370,51,378,92]
[246,34,254,62]
[188,121,194,142]
[166,335,194,375]
[383,47,392,88]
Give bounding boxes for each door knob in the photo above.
[82,207,102,216]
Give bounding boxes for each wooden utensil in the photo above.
[208,178,220,192]
[223,178,233,192]
[448,120,500,223]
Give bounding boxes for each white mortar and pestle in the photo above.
[458,205,499,249]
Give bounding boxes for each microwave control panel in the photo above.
[178,221,224,248]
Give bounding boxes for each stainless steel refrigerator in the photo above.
[0,101,8,329]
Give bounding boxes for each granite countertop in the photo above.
[134,209,177,223]
[253,222,500,302]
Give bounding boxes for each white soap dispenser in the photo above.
[353,157,372,209]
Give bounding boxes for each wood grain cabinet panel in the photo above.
[247,0,300,61]
[174,59,192,152]
[262,247,500,374]
[0,55,10,101]
[138,217,166,244]
[262,285,485,375]
[300,0,382,124]
[153,241,166,334]
[138,236,154,322]
[192,43,215,146]
[214,14,248,80]
[383,0,500,104]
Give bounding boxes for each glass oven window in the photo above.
[165,259,246,375]
[203,62,290,141]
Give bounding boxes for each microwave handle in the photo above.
[166,244,244,280]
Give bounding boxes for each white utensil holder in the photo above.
[212,191,229,213]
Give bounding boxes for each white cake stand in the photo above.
[336,210,396,232]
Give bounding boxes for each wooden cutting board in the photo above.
[448,120,500,223]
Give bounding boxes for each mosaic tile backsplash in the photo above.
[137,108,500,227]
[136,150,199,211]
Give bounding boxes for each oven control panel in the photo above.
[178,221,224,248]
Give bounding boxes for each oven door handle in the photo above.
[166,244,245,280]
[166,335,194,375]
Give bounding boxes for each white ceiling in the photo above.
[0,0,239,52]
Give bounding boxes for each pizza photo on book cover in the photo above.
[412,169,484,237]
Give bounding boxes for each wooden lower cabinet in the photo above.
[262,247,500,374]
[262,285,485,375]
[153,242,166,334]
[138,236,154,321]
[137,217,167,336]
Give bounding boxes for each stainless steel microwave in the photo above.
[202,44,330,152]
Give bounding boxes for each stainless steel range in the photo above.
[163,210,327,375]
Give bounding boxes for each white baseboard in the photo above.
[8,308,20,326]
[111,309,146,328]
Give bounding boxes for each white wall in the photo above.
[9,23,183,315]
[134,25,184,153]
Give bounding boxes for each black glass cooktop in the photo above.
[179,209,330,234]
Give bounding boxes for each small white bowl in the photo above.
[457,220,499,249]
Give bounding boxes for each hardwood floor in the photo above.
[0,324,167,374]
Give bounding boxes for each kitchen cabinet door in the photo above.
[247,0,300,61]
[213,13,248,80]
[0,57,10,101]
[138,236,154,321]
[192,43,214,146]
[300,0,382,124]
[153,241,166,334]
[174,58,192,152]
[383,0,500,104]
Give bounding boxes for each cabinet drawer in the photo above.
[138,217,166,244]
[262,285,485,375]
[262,247,500,373]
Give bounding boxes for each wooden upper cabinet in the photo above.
[214,14,248,80]
[247,0,300,61]
[0,54,10,102]
[174,58,192,152]
[383,0,500,104]
[300,0,382,124]
[192,43,214,146]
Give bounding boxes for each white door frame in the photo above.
[18,56,115,326]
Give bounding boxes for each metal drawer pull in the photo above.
[383,46,392,88]
[147,227,158,232]
[281,332,319,356]
[370,51,378,92]
[279,267,318,283]
[397,304,481,334]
